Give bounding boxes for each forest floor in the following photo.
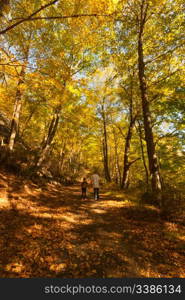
[0,169,185,278]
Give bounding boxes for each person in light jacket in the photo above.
[91,172,100,200]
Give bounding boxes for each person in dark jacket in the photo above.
[81,177,88,199]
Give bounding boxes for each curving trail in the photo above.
[0,170,184,278]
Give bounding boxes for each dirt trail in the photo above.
[0,170,184,278]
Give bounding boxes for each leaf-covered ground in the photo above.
[0,170,184,278]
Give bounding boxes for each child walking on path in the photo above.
[81,177,88,199]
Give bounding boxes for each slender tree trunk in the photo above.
[101,102,111,182]
[36,111,60,168]
[121,116,136,189]
[137,120,149,186]
[8,65,27,151]
[121,124,132,189]
[121,73,137,189]
[20,105,39,138]
[58,141,66,174]
[35,80,66,170]
[137,1,162,198]
[8,46,30,151]
[112,127,121,185]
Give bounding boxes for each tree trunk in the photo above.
[137,120,149,186]
[121,73,137,189]
[101,101,111,182]
[58,141,66,174]
[20,105,39,138]
[112,127,121,185]
[36,111,60,169]
[137,1,162,198]
[8,66,26,151]
[8,48,29,151]
[121,116,136,189]
[35,81,66,170]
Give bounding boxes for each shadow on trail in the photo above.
[0,178,184,278]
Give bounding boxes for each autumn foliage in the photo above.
[0,0,184,278]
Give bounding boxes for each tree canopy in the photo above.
[0,0,184,194]
[0,0,185,281]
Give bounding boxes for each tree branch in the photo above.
[155,129,178,145]
[0,0,59,34]
[1,5,114,35]
[128,157,140,167]
[145,43,185,65]
[113,124,126,139]
[12,13,112,22]
[149,69,180,87]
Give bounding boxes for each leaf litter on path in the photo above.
[0,170,184,278]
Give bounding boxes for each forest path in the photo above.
[0,170,185,278]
